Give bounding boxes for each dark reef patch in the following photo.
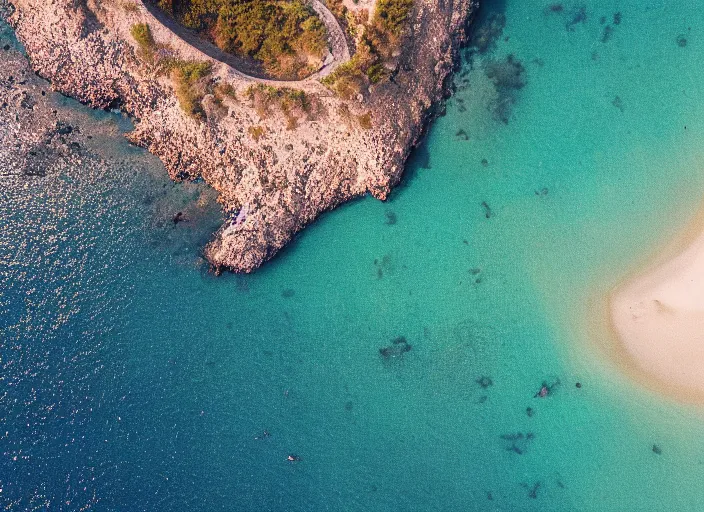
[522,481,541,499]
[373,254,394,279]
[469,267,482,284]
[172,211,186,224]
[485,54,526,90]
[470,12,507,54]
[384,211,397,225]
[565,5,587,31]
[485,54,526,123]
[500,432,535,455]
[379,336,412,360]
[476,375,493,388]
[281,288,295,298]
[534,378,560,398]
[612,95,624,112]
[545,3,588,31]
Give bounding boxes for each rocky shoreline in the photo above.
[3,0,478,273]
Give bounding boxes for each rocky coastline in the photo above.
[3,0,478,273]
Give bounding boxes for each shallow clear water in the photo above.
[3,0,704,510]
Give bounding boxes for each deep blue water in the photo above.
[4,0,704,510]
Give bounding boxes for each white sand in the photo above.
[611,221,704,399]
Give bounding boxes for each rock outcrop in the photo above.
[3,0,477,272]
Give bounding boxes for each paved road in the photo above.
[138,0,350,85]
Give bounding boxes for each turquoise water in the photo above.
[4,0,704,510]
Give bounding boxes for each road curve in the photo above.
[137,0,350,86]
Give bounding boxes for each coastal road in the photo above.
[138,0,351,85]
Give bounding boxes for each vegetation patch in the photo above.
[171,60,213,119]
[246,84,314,129]
[154,0,329,80]
[248,125,266,140]
[130,22,156,62]
[374,0,413,37]
[122,1,140,13]
[130,24,217,119]
[322,0,414,97]
[214,82,238,102]
[357,111,373,129]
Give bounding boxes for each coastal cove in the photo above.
[5,1,704,512]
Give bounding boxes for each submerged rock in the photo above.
[501,432,536,455]
[379,336,412,360]
[476,375,493,388]
[470,12,506,54]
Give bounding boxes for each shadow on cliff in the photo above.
[386,134,433,200]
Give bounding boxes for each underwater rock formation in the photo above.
[379,336,412,360]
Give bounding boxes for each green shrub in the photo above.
[321,58,367,99]
[156,0,174,15]
[130,23,156,62]
[324,0,346,18]
[171,61,213,119]
[248,125,265,140]
[365,62,386,83]
[374,0,414,37]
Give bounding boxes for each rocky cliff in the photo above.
[4,0,477,272]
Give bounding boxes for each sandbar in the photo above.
[610,213,704,401]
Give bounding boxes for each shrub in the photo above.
[171,61,213,119]
[214,82,238,102]
[248,125,265,140]
[122,1,139,13]
[365,62,386,83]
[246,84,311,129]
[321,59,366,99]
[374,0,414,37]
[358,112,373,129]
[130,23,156,62]
[156,0,174,15]
[324,0,346,19]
